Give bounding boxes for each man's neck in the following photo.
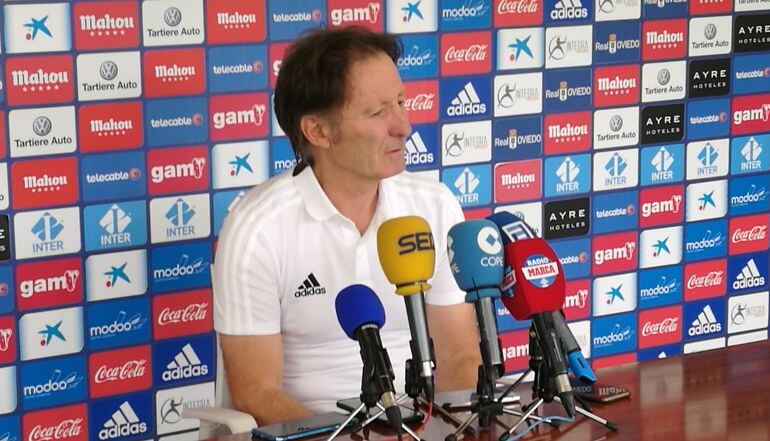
[311,164,380,235]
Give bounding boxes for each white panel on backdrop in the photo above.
[686,139,730,181]
[14,207,81,260]
[76,51,143,101]
[155,382,215,435]
[493,72,542,117]
[496,27,545,71]
[211,141,269,189]
[728,291,769,334]
[593,272,638,316]
[0,164,8,211]
[19,307,84,360]
[441,120,492,166]
[688,16,732,57]
[9,106,78,158]
[545,25,593,69]
[4,3,71,53]
[0,366,16,414]
[86,249,148,302]
[494,202,543,237]
[142,0,205,47]
[150,193,211,244]
[386,0,438,33]
[685,179,728,221]
[642,61,686,103]
[593,106,639,150]
[593,148,638,191]
[639,225,683,268]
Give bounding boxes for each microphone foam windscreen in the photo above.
[335,284,386,340]
[377,216,435,295]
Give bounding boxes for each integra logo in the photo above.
[733,258,765,290]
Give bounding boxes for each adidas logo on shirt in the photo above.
[447,82,486,117]
[294,273,327,297]
[99,401,148,440]
[405,131,434,166]
[688,304,722,336]
[162,343,209,381]
[733,259,766,290]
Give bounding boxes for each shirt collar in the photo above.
[293,165,397,223]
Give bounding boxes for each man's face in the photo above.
[323,52,412,183]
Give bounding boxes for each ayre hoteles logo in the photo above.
[642,19,687,60]
[545,25,593,68]
[9,106,77,158]
[143,48,206,98]
[13,207,81,261]
[206,0,266,44]
[5,55,75,107]
[78,102,143,153]
[544,197,589,239]
[89,345,151,398]
[689,58,731,98]
[441,31,492,76]
[75,51,142,102]
[734,14,770,53]
[141,0,204,47]
[641,103,684,145]
[11,157,78,210]
[73,1,140,51]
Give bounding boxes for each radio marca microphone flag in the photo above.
[377,215,437,401]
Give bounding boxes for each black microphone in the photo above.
[336,284,402,432]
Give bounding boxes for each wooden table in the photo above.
[218,340,770,441]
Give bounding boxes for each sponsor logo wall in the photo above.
[0,0,767,438]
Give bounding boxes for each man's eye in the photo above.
[372,109,384,116]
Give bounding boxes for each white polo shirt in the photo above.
[213,165,465,413]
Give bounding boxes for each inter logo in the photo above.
[544,154,590,197]
[593,148,638,191]
[641,144,684,186]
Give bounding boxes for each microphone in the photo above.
[335,284,402,432]
[499,236,576,417]
[377,216,436,402]
[487,211,595,384]
[446,220,505,384]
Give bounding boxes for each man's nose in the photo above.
[391,105,412,138]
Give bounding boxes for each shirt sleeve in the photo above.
[213,208,282,336]
[424,186,466,306]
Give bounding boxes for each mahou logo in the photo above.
[23,404,87,441]
[73,2,140,50]
[147,146,209,195]
[6,55,75,106]
[643,19,687,60]
[593,65,640,107]
[143,48,206,98]
[16,258,83,311]
[153,289,213,339]
[495,0,543,27]
[206,0,266,44]
[690,0,732,15]
[209,92,269,141]
[78,102,143,153]
[638,306,682,348]
[544,111,591,154]
[11,157,78,210]
[592,231,638,275]
[731,94,770,136]
[404,80,439,123]
[441,31,492,76]
[328,0,382,30]
[639,185,684,227]
[89,345,151,398]
[685,259,726,300]
[494,159,542,203]
[729,214,770,255]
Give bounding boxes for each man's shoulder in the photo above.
[226,169,302,226]
[387,171,455,201]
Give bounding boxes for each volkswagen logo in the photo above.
[600,0,616,13]
[609,115,623,132]
[657,68,671,86]
[704,24,717,40]
[548,36,567,61]
[99,61,119,81]
[164,7,183,26]
[32,116,52,137]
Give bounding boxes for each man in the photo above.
[213,27,480,425]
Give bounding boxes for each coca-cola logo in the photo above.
[28,419,83,441]
[404,93,435,111]
[498,0,539,13]
[642,317,679,336]
[157,303,209,325]
[444,44,488,63]
[732,225,767,243]
[687,271,724,289]
[94,359,147,384]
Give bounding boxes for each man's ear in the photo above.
[299,114,334,150]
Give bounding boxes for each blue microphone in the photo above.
[485,212,596,385]
[447,220,505,381]
[335,285,402,432]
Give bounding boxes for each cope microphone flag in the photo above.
[335,284,402,432]
[377,215,436,402]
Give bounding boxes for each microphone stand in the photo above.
[327,355,423,441]
[497,323,618,441]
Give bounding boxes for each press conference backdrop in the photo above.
[0,0,768,439]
